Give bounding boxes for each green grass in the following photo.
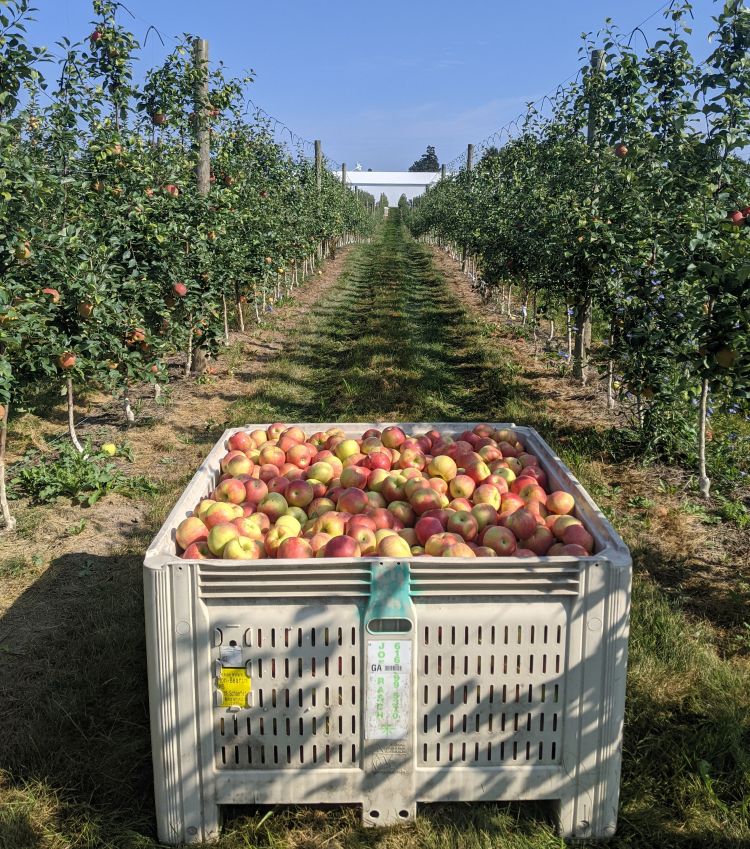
[228,213,522,426]
[0,212,748,848]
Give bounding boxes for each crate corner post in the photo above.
[144,555,220,844]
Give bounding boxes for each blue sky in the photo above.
[25,1,719,169]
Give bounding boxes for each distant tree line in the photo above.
[409,145,440,172]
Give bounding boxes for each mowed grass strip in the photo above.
[0,211,748,849]
[229,211,520,425]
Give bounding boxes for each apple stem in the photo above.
[698,376,711,499]
[66,378,84,454]
[0,400,17,533]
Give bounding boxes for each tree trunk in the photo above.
[191,346,209,375]
[566,303,573,360]
[235,283,245,332]
[185,326,194,377]
[606,329,615,411]
[0,401,16,533]
[698,377,711,499]
[123,389,135,423]
[572,293,592,385]
[222,294,230,345]
[67,378,84,453]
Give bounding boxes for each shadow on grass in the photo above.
[0,550,157,845]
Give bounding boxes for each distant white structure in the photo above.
[333,170,442,206]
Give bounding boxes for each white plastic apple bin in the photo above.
[144,422,631,844]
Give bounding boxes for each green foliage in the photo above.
[65,517,87,535]
[0,3,375,414]
[410,1,750,491]
[11,441,156,505]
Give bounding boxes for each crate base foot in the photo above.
[159,806,221,845]
[362,801,416,827]
[554,795,601,840]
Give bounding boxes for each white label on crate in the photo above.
[366,640,411,740]
[220,643,243,667]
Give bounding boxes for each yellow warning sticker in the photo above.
[217,668,251,706]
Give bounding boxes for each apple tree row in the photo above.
[0,0,374,530]
[410,0,750,498]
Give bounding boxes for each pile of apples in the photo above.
[175,423,595,561]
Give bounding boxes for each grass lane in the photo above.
[229,210,519,425]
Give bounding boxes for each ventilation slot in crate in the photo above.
[417,607,566,768]
[409,564,581,597]
[215,619,361,770]
[199,564,371,599]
